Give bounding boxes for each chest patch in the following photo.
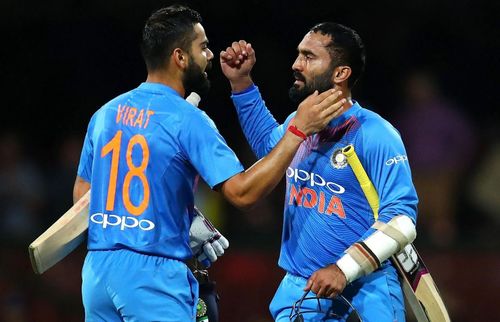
[330,148,348,169]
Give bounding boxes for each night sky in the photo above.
[3,0,498,163]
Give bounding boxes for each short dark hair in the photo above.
[141,5,202,71]
[310,22,366,88]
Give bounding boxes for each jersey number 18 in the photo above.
[101,130,150,216]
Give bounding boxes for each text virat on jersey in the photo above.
[116,105,155,129]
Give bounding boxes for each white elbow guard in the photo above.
[337,215,416,283]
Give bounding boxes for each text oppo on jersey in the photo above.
[385,155,408,166]
[90,213,155,231]
[286,167,345,194]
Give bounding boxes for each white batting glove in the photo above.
[189,207,229,264]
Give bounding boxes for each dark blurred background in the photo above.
[1,0,499,321]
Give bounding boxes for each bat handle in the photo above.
[186,92,201,107]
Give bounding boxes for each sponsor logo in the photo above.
[286,167,345,194]
[90,213,155,231]
[286,167,347,218]
[385,155,408,166]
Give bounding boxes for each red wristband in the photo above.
[288,125,307,140]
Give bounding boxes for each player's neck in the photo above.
[146,72,185,97]
[337,89,354,116]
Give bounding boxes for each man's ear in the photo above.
[173,48,188,69]
[333,66,352,85]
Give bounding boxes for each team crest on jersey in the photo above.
[330,149,348,169]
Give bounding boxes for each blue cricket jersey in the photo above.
[78,82,244,260]
[232,85,418,278]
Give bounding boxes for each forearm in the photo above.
[73,176,90,204]
[231,84,280,158]
[221,130,302,209]
[229,75,253,93]
[336,215,416,283]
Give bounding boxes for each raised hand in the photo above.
[220,40,256,92]
[292,89,346,136]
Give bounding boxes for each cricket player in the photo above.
[220,23,419,321]
[73,6,346,322]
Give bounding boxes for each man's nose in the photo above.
[292,56,303,72]
[207,48,214,60]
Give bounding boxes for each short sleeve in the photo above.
[179,110,244,189]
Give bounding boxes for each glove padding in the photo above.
[189,207,229,264]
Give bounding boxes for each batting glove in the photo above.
[189,207,229,265]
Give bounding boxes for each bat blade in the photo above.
[392,244,451,322]
[28,190,90,274]
[414,273,450,322]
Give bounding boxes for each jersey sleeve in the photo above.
[231,85,294,158]
[358,119,418,239]
[179,110,244,189]
[77,115,96,183]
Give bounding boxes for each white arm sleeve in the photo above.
[337,215,416,283]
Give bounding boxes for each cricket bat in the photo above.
[341,145,450,322]
[29,92,202,275]
[392,244,451,322]
[29,190,90,274]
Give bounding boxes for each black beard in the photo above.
[288,69,333,103]
[183,60,211,97]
